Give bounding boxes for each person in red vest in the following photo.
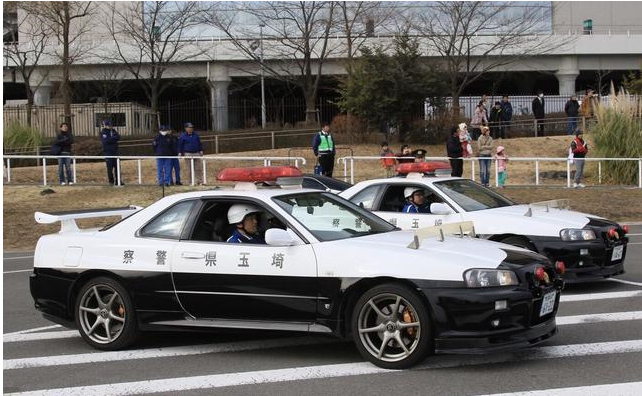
[380,142,396,178]
[570,129,588,188]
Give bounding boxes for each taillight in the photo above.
[623,225,629,234]
[534,267,546,281]
[555,261,566,275]
[607,228,618,239]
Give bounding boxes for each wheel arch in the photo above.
[489,234,538,252]
[67,270,130,319]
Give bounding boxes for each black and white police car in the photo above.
[31,166,563,369]
[340,162,629,283]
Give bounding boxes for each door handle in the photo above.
[182,252,205,259]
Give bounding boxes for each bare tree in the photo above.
[412,2,569,114]
[105,1,210,121]
[22,1,97,126]
[214,1,337,124]
[3,2,51,126]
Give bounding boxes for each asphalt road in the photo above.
[3,226,642,396]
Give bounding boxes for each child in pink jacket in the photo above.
[495,146,509,188]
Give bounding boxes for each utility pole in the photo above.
[259,23,266,129]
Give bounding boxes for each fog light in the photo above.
[491,319,500,327]
[580,249,589,256]
[495,300,508,311]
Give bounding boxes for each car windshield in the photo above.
[432,179,514,212]
[273,192,396,241]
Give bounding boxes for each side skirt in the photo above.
[149,318,333,334]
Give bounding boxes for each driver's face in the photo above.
[412,191,425,205]
[241,213,259,234]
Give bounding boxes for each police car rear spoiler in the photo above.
[407,221,476,249]
[35,206,143,233]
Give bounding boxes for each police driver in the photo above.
[226,204,266,244]
[402,187,431,214]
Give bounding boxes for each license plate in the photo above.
[612,245,624,261]
[539,291,556,317]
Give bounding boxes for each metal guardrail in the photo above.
[2,155,306,187]
[336,156,642,188]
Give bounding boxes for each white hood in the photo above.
[466,204,591,237]
[315,230,522,282]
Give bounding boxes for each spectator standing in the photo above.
[470,101,488,140]
[178,122,203,185]
[446,126,464,177]
[564,94,580,135]
[380,142,396,178]
[51,122,74,185]
[499,96,513,139]
[481,94,489,119]
[570,129,588,188]
[396,145,414,164]
[459,122,472,158]
[311,123,336,177]
[489,101,502,139]
[532,90,546,136]
[581,89,599,118]
[100,120,121,185]
[153,125,174,186]
[495,146,509,188]
[169,129,181,185]
[477,126,493,187]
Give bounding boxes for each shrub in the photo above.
[330,114,379,145]
[3,121,45,153]
[591,85,642,185]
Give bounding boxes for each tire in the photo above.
[501,236,536,252]
[351,283,432,369]
[74,276,139,350]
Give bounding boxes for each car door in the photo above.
[170,198,319,322]
[372,183,463,229]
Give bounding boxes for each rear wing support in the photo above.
[35,206,142,233]
[407,221,476,249]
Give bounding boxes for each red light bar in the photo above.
[217,166,302,182]
[396,161,451,175]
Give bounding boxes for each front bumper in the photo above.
[420,281,562,354]
[530,236,627,283]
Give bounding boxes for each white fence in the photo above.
[2,155,306,187]
[336,156,642,188]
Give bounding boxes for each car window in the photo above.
[302,178,325,190]
[273,192,395,241]
[315,176,352,191]
[433,179,514,212]
[378,184,444,213]
[140,200,196,239]
[349,185,380,210]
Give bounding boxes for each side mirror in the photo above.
[430,203,454,215]
[265,228,299,246]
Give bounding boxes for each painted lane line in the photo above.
[3,330,78,343]
[6,339,642,396]
[556,311,642,325]
[607,278,642,288]
[625,233,642,236]
[3,336,336,370]
[3,269,32,274]
[627,242,642,245]
[4,325,62,336]
[2,256,34,260]
[476,381,642,396]
[560,290,642,302]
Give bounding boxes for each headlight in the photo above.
[559,228,596,241]
[464,269,519,288]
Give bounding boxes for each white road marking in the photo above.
[476,381,642,396]
[4,325,62,336]
[556,311,642,325]
[626,233,642,236]
[560,290,642,302]
[607,278,642,287]
[3,330,78,343]
[6,339,642,396]
[3,269,32,274]
[627,242,642,245]
[2,256,34,260]
[3,336,336,370]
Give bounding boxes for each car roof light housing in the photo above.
[217,166,302,183]
[396,162,452,176]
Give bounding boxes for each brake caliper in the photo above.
[403,308,417,337]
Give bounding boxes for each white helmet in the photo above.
[404,187,423,199]
[227,204,261,224]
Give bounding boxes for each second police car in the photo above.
[340,162,629,283]
[30,166,563,369]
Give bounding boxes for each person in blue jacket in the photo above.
[402,187,431,214]
[312,123,336,177]
[100,120,121,185]
[152,125,174,186]
[178,122,203,184]
[226,204,266,244]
